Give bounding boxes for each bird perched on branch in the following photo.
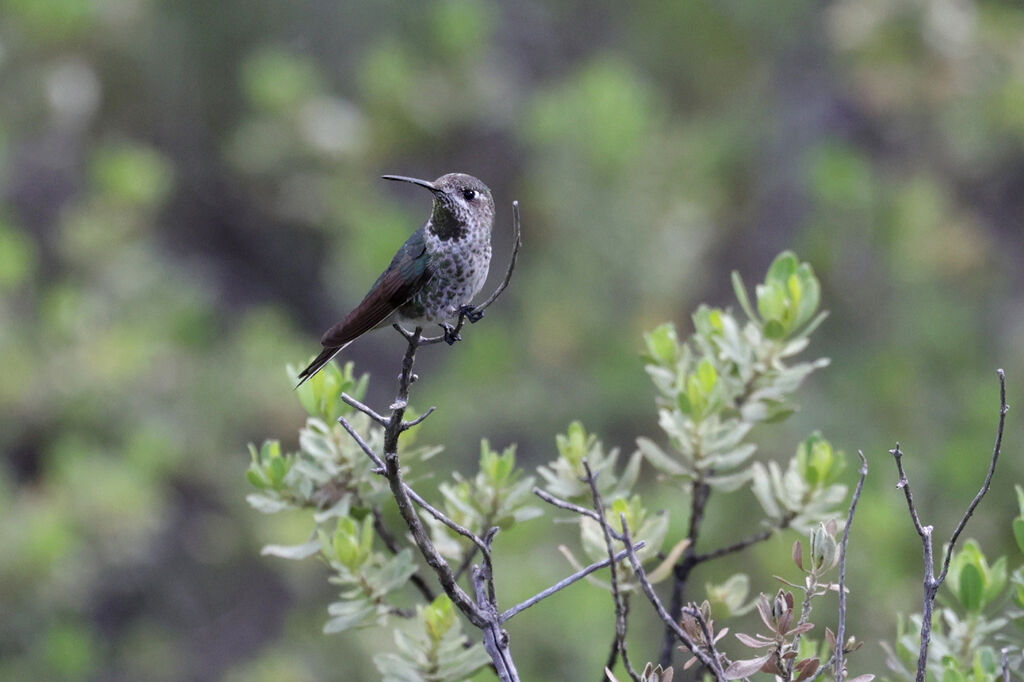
[296,173,495,386]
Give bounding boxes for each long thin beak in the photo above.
[381,175,437,192]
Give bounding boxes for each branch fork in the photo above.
[890,369,1008,682]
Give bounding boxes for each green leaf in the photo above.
[635,437,688,476]
[984,555,1008,605]
[731,270,759,323]
[794,264,821,329]
[245,493,291,514]
[1014,518,1024,556]
[246,469,267,489]
[261,540,321,560]
[324,599,377,634]
[766,251,799,285]
[424,595,457,642]
[644,323,680,365]
[269,456,287,486]
[763,319,787,340]
[941,663,967,682]
[696,357,718,393]
[958,563,984,612]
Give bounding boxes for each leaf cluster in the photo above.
[638,252,833,509]
[373,596,491,682]
[427,441,542,561]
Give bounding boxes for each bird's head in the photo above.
[382,172,494,239]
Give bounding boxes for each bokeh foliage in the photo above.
[1,0,1023,680]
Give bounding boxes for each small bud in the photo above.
[810,522,838,573]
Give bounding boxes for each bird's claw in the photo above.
[442,324,461,345]
[459,305,484,323]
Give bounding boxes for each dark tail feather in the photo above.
[295,345,344,388]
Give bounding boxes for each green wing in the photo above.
[318,227,432,347]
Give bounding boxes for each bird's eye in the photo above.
[462,188,477,201]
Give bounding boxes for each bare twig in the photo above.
[499,543,644,623]
[402,406,436,429]
[341,392,389,426]
[406,484,490,554]
[937,369,1009,583]
[473,561,520,681]
[341,409,489,555]
[583,460,640,682]
[787,584,817,679]
[1002,647,1010,682]
[371,505,436,603]
[693,513,795,563]
[891,369,1009,682]
[337,414,385,470]
[619,516,726,681]
[660,478,711,666]
[420,200,523,345]
[891,442,936,682]
[834,451,868,682]
[373,329,488,629]
[533,487,607,526]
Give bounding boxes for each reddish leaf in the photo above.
[734,632,774,648]
[777,611,793,635]
[723,654,773,680]
[756,596,773,630]
[762,657,785,676]
[794,658,820,682]
[785,622,815,637]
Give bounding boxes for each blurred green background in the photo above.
[2,0,1023,679]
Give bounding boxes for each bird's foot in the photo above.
[442,324,461,345]
[459,305,484,324]
[390,398,408,411]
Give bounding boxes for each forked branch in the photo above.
[890,369,1008,682]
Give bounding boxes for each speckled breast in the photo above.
[401,232,491,324]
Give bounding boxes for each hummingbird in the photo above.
[296,172,495,386]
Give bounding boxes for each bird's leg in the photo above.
[442,324,461,345]
[459,305,484,324]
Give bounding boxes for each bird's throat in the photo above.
[429,207,467,241]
